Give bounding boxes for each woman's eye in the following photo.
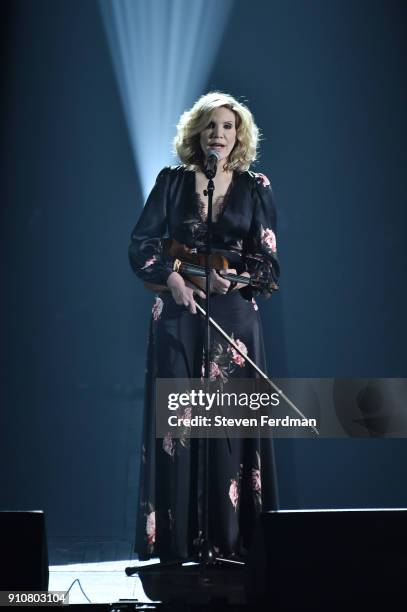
[205,121,234,130]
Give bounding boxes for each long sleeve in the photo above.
[128,167,174,286]
[244,172,280,296]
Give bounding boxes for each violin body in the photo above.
[144,239,278,295]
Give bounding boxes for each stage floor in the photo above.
[49,558,159,605]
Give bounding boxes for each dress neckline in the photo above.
[192,170,235,224]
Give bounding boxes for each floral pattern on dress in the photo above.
[260,225,277,253]
[162,406,192,459]
[227,338,248,368]
[254,172,271,188]
[252,451,262,513]
[201,361,223,382]
[229,480,239,510]
[152,296,163,320]
[229,464,243,512]
[145,503,156,553]
[179,406,192,448]
[163,432,175,457]
[210,361,222,381]
[252,468,261,491]
[201,335,248,384]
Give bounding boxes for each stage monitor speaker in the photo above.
[246,508,407,610]
[0,511,49,591]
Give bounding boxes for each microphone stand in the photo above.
[197,159,245,577]
[198,167,215,576]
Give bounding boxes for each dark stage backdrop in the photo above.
[1,0,406,560]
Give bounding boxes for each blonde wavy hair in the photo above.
[173,91,260,172]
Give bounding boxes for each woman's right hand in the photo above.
[167,272,205,314]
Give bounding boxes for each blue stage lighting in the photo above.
[99,0,233,200]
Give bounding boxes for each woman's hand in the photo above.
[235,271,250,291]
[210,269,236,294]
[167,272,205,314]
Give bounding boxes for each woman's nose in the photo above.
[211,124,222,138]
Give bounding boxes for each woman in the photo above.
[129,91,280,561]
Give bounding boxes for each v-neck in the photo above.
[191,170,236,224]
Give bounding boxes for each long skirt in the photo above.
[135,290,279,561]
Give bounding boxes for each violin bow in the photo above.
[194,301,319,436]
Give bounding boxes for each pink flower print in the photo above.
[251,298,258,311]
[261,225,277,253]
[210,361,221,381]
[179,407,192,448]
[229,479,239,510]
[152,296,163,321]
[141,255,158,269]
[163,432,175,457]
[255,172,271,187]
[146,511,156,545]
[228,338,247,368]
[201,361,221,381]
[251,468,261,492]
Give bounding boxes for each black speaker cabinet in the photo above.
[246,508,407,610]
[0,511,49,591]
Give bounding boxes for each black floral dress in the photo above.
[129,166,280,560]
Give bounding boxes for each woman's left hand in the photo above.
[210,269,236,294]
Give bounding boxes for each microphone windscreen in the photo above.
[207,149,220,161]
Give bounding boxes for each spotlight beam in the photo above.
[99,0,233,200]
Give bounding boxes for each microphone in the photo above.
[204,149,220,179]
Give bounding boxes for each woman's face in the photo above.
[199,106,237,164]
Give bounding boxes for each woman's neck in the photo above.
[197,164,232,179]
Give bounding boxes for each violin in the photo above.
[144,239,279,295]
